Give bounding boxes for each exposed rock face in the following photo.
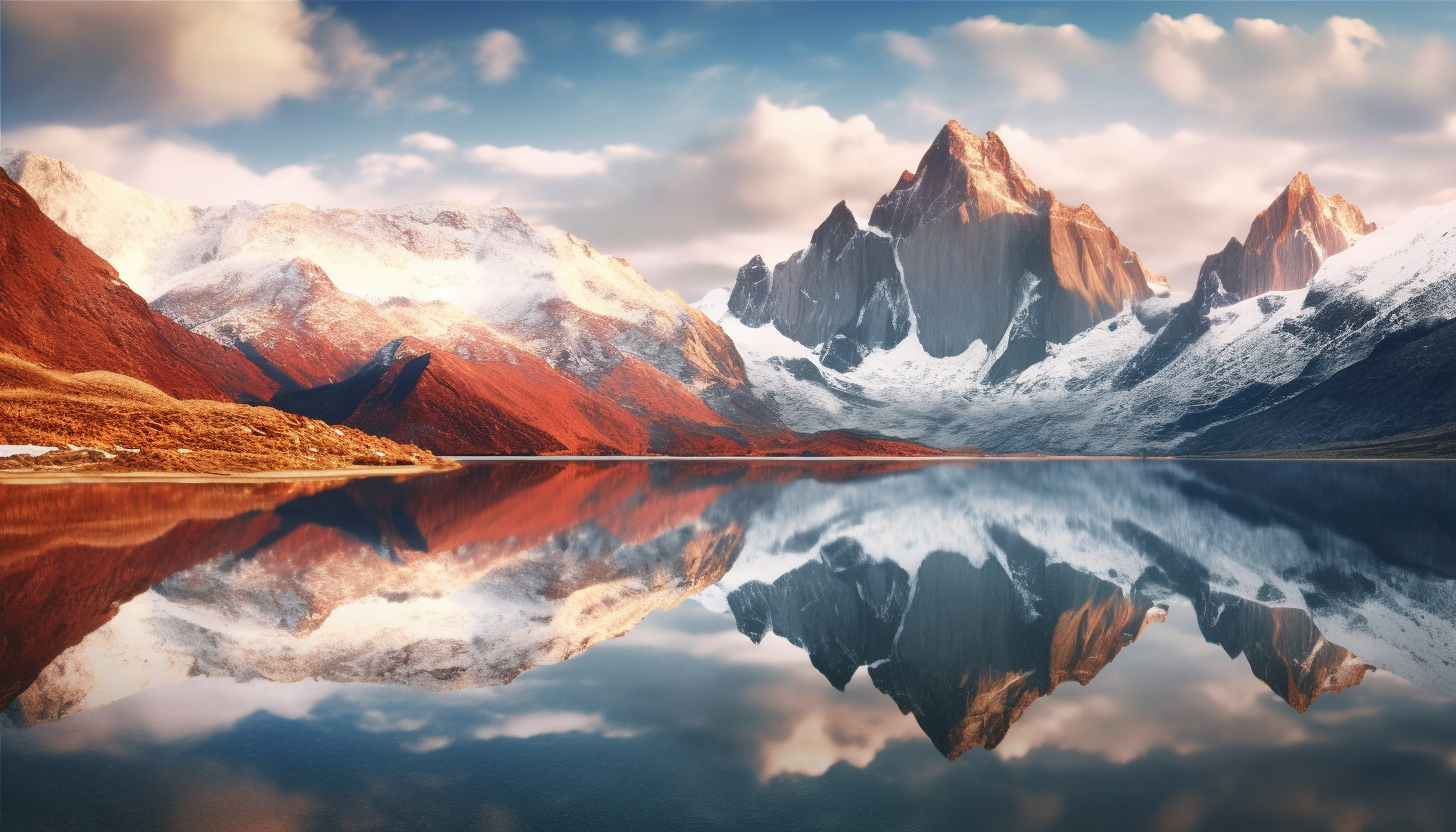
[0,168,274,402]
[1116,174,1375,390]
[729,121,1164,377]
[1197,172,1374,306]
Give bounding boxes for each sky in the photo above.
[5,2,1456,300]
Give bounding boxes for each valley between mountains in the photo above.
[3,119,1454,465]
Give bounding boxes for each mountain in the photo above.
[5,149,928,456]
[149,257,401,391]
[271,336,658,455]
[1195,172,1375,306]
[705,185,1456,456]
[1116,172,1377,388]
[727,122,1165,378]
[0,168,274,402]
[1,149,750,411]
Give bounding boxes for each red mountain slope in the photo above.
[0,169,275,402]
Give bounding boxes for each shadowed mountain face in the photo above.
[7,460,1455,765]
[729,122,1163,376]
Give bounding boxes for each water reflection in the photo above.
[4,459,1456,765]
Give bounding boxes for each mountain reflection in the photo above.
[4,460,1455,762]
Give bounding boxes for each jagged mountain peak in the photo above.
[873,122,1044,237]
[808,200,860,259]
[1189,171,1378,307]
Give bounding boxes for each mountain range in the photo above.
[0,150,926,458]
[3,115,1454,458]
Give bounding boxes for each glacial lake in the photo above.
[4,459,1456,831]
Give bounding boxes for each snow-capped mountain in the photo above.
[704,181,1456,455]
[727,122,1166,378]
[0,168,274,402]
[0,149,754,424]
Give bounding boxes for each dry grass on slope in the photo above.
[0,353,453,475]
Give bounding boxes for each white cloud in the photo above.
[316,15,399,93]
[884,16,1103,103]
[357,152,434,186]
[1136,13,1449,121]
[413,95,470,115]
[595,21,698,58]
[401,132,457,153]
[598,21,644,57]
[475,29,526,83]
[466,143,652,177]
[4,123,337,208]
[883,32,934,68]
[4,1,335,125]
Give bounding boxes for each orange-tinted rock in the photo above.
[0,169,275,402]
[1195,172,1375,306]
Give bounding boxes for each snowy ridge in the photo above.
[5,149,745,398]
[0,149,198,300]
[700,197,1456,454]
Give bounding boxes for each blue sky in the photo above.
[6,2,1456,297]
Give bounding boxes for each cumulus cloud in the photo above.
[401,132,457,153]
[466,143,652,177]
[473,711,635,740]
[4,123,338,208]
[0,1,396,126]
[357,152,434,187]
[883,16,1104,103]
[1138,14,1456,133]
[475,29,526,83]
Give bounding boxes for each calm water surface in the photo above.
[4,460,1456,831]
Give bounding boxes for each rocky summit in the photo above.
[729,121,1165,378]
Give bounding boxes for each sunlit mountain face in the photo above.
[5,460,1456,830]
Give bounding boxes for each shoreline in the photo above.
[0,463,450,486]
[3,454,1451,484]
